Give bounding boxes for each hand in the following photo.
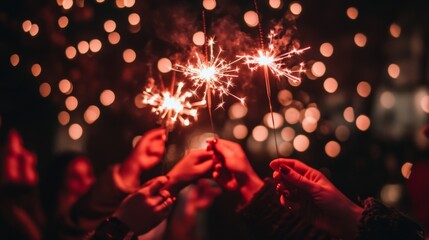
[165,149,213,195]
[186,179,222,213]
[208,139,263,206]
[113,176,175,235]
[119,128,167,189]
[1,130,38,185]
[270,159,363,239]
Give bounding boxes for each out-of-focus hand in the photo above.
[270,159,363,239]
[119,128,167,189]
[165,149,214,195]
[186,179,222,213]
[208,139,263,206]
[113,176,175,235]
[1,130,38,185]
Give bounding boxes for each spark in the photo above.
[173,38,245,108]
[239,30,310,83]
[142,82,206,131]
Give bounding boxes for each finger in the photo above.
[189,150,214,163]
[271,159,312,176]
[142,128,167,142]
[278,165,314,193]
[194,159,214,175]
[158,189,171,199]
[155,197,175,213]
[145,176,169,195]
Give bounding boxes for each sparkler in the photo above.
[173,38,245,109]
[142,81,206,132]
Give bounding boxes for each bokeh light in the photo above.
[343,107,355,123]
[77,41,90,54]
[420,95,429,113]
[233,124,248,140]
[124,0,136,8]
[228,102,248,119]
[335,125,350,142]
[104,20,116,33]
[59,79,73,95]
[100,89,115,106]
[202,0,216,10]
[325,141,341,158]
[192,31,205,46]
[390,23,401,38]
[31,64,42,77]
[311,61,326,77]
[357,81,371,97]
[123,49,136,63]
[84,105,101,124]
[277,90,293,106]
[380,184,402,205]
[128,13,140,25]
[244,11,259,27]
[323,77,338,93]
[58,16,68,28]
[22,20,32,32]
[10,54,19,66]
[279,142,294,156]
[108,32,121,44]
[289,2,302,15]
[320,42,334,57]
[65,96,78,111]
[269,0,282,9]
[281,127,295,142]
[157,58,172,73]
[356,114,370,131]
[401,162,412,179]
[293,134,310,152]
[62,0,73,10]
[354,33,367,47]
[58,111,70,126]
[302,117,317,133]
[305,107,321,121]
[285,107,300,124]
[89,39,102,53]
[39,82,51,97]
[387,63,400,79]
[252,125,269,142]
[346,7,358,20]
[380,91,396,109]
[69,123,83,140]
[29,24,39,36]
[65,46,77,59]
[263,112,284,129]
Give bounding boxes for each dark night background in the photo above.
[1,0,428,222]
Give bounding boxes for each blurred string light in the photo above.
[380,184,402,206]
[65,46,77,59]
[346,7,358,20]
[252,125,269,142]
[343,107,355,123]
[69,123,83,140]
[357,81,371,97]
[324,77,338,93]
[277,89,293,106]
[293,134,309,152]
[401,162,412,179]
[380,91,396,109]
[39,83,51,97]
[108,32,121,44]
[320,42,334,57]
[192,31,205,46]
[232,124,248,139]
[104,20,116,33]
[354,33,367,47]
[89,39,102,53]
[65,96,78,111]
[58,111,70,126]
[228,102,248,119]
[289,2,302,15]
[84,105,101,124]
[77,41,90,54]
[58,16,69,28]
[157,58,172,73]
[202,0,216,10]
[389,23,401,38]
[59,79,73,94]
[281,127,295,142]
[128,13,140,25]
[356,114,370,131]
[325,140,341,158]
[100,89,115,106]
[387,63,400,79]
[263,112,283,129]
[243,11,259,27]
[10,54,20,66]
[269,0,282,9]
[123,49,136,63]
[335,125,350,142]
[31,64,42,77]
[310,61,326,78]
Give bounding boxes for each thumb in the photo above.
[278,165,314,194]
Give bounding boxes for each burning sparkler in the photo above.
[239,30,309,83]
[142,81,206,131]
[173,37,245,109]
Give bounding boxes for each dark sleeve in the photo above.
[238,178,332,240]
[356,197,424,240]
[69,166,130,232]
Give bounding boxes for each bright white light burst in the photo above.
[239,30,310,83]
[142,82,206,131]
[173,38,245,109]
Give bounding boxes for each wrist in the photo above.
[341,201,364,239]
